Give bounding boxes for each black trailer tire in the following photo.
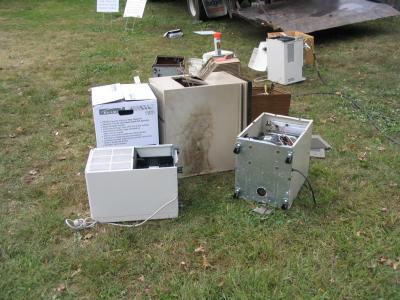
[187,0,207,21]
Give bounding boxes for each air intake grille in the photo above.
[288,44,294,63]
[87,147,134,172]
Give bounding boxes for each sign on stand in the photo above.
[96,0,119,28]
[97,0,119,13]
[123,0,148,30]
[124,0,147,18]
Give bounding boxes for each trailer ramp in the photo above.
[232,0,399,33]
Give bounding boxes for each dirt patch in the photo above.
[180,108,213,175]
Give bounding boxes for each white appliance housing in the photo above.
[85,145,178,222]
[149,72,248,177]
[266,36,305,85]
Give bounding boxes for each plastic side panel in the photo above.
[266,40,286,84]
[86,168,178,222]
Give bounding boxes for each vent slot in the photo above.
[287,44,294,63]
[88,147,134,172]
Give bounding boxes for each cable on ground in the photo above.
[65,196,178,230]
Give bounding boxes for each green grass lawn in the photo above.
[0,0,399,299]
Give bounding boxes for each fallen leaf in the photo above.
[71,268,81,278]
[57,156,67,161]
[339,146,348,152]
[357,152,367,161]
[55,131,59,136]
[138,275,145,282]
[348,144,357,151]
[359,181,367,188]
[378,256,388,264]
[385,259,394,267]
[24,169,39,184]
[29,170,38,176]
[84,233,93,240]
[202,254,212,269]
[329,115,336,122]
[15,127,24,133]
[377,145,386,152]
[194,246,205,254]
[55,283,66,292]
[393,261,399,271]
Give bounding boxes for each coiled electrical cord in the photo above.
[65,196,178,230]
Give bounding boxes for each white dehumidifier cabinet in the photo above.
[149,72,248,177]
[85,144,179,223]
[266,36,305,85]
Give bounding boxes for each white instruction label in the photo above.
[93,100,158,148]
[97,0,119,13]
[123,0,147,18]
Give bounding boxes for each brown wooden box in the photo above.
[249,86,291,123]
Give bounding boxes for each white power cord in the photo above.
[65,196,178,230]
[65,217,97,230]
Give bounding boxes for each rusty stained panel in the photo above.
[232,0,399,33]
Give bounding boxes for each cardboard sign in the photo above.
[123,0,147,18]
[97,0,119,13]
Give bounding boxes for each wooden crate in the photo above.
[250,86,291,123]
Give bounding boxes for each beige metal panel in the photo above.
[149,72,247,177]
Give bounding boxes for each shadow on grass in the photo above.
[313,20,396,45]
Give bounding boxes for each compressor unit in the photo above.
[233,113,313,209]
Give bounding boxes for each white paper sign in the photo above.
[123,0,147,18]
[97,0,119,13]
[248,42,268,72]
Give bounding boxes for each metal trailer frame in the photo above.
[201,0,399,33]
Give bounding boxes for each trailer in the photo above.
[186,0,399,33]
